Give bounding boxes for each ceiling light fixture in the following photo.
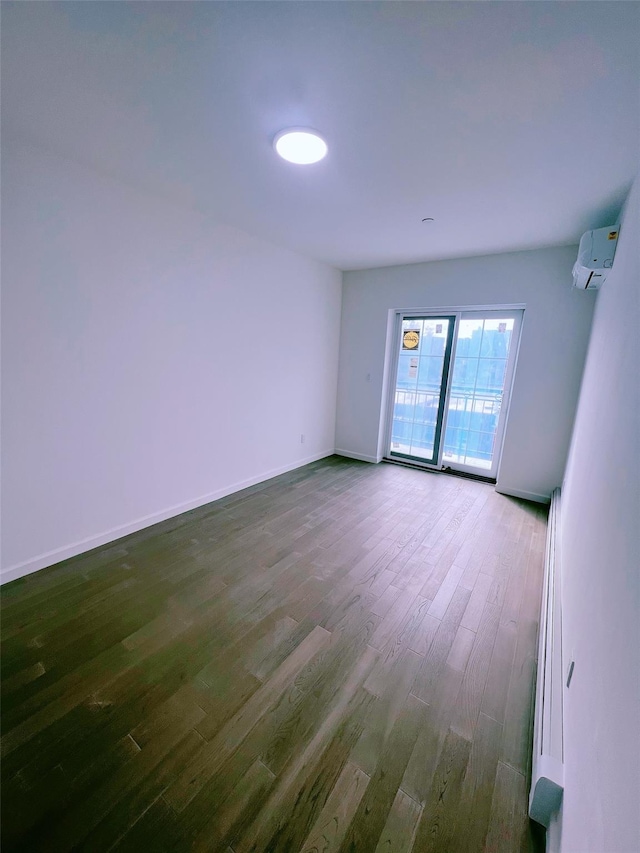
[273,128,328,165]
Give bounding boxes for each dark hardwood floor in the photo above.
[1,456,547,852]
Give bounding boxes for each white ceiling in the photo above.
[2,1,639,270]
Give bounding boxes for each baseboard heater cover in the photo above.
[529,487,564,827]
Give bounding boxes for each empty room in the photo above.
[1,2,638,852]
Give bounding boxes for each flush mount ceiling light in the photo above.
[273,128,328,165]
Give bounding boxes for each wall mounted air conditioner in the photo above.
[572,225,619,290]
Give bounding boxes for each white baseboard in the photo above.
[334,448,381,464]
[0,449,335,586]
[529,487,564,827]
[495,485,551,504]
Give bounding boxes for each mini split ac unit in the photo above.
[572,225,619,290]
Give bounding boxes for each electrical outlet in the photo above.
[300,434,305,444]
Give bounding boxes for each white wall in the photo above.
[556,176,639,853]
[336,246,595,501]
[1,140,342,583]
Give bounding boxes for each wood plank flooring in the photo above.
[1,456,547,852]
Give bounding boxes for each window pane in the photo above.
[413,392,440,426]
[476,358,506,394]
[451,357,478,392]
[417,356,444,391]
[480,319,514,357]
[443,314,518,474]
[410,424,436,458]
[456,319,483,357]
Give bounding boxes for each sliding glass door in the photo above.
[388,316,455,465]
[386,309,523,480]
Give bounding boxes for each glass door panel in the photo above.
[389,316,455,465]
[386,309,523,481]
[442,313,521,477]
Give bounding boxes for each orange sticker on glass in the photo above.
[402,330,420,350]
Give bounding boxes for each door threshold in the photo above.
[440,466,496,485]
[382,457,496,485]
